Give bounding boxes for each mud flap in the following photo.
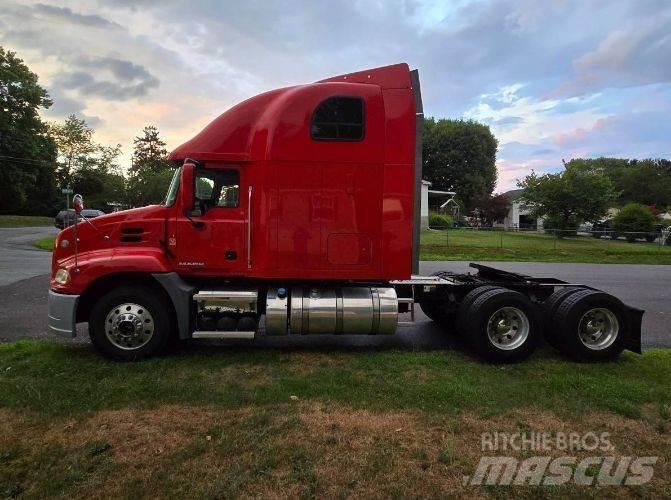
[623,305,644,354]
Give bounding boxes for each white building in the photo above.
[420,180,457,228]
[500,189,543,231]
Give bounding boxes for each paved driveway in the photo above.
[0,226,58,287]
[0,227,669,348]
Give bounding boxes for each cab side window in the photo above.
[311,97,364,141]
[194,169,240,210]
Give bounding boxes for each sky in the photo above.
[1,0,669,191]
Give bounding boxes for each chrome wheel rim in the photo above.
[486,307,530,350]
[578,308,619,350]
[105,303,154,350]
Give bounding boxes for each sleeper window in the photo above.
[311,97,364,141]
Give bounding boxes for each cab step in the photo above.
[192,331,256,339]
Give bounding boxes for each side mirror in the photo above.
[179,162,205,229]
[73,194,84,213]
[179,162,195,212]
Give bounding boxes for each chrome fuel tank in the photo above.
[265,287,398,335]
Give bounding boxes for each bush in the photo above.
[428,212,453,229]
[613,203,656,242]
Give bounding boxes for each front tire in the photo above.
[89,285,174,361]
[460,288,541,363]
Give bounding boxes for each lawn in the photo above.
[0,215,53,228]
[421,229,671,264]
[0,341,669,497]
[34,236,55,251]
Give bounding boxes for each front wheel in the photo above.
[89,285,174,361]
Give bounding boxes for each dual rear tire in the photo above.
[458,287,541,363]
[544,289,626,361]
[426,284,627,363]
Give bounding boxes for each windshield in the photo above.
[163,167,181,206]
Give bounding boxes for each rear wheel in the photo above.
[551,290,626,361]
[456,285,503,333]
[460,288,541,363]
[541,287,584,349]
[89,285,174,361]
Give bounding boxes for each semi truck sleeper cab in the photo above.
[48,63,643,363]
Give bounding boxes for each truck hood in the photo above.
[53,205,169,265]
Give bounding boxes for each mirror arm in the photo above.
[184,210,205,229]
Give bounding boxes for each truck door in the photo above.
[173,167,247,275]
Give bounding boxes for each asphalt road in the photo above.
[0,226,58,286]
[0,226,669,349]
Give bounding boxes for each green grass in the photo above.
[0,341,669,498]
[0,215,53,227]
[34,236,55,251]
[0,341,669,419]
[421,229,671,264]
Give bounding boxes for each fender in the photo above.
[51,247,173,295]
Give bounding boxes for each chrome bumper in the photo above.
[48,290,79,338]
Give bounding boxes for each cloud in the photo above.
[0,0,668,187]
[55,57,160,99]
[32,3,121,29]
[551,15,671,97]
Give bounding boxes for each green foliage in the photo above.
[127,168,175,207]
[428,212,453,228]
[0,215,52,227]
[422,118,497,209]
[566,157,671,209]
[49,116,125,211]
[49,115,97,188]
[0,46,58,215]
[613,203,657,241]
[127,126,174,207]
[472,193,510,225]
[519,164,616,230]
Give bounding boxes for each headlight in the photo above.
[54,268,71,285]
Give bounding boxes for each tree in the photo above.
[130,125,171,174]
[519,164,616,231]
[565,157,671,208]
[49,115,97,189]
[70,143,125,211]
[422,118,498,209]
[127,126,174,207]
[0,46,58,215]
[472,193,510,226]
[612,203,657,242]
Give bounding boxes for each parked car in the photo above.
[54,209,105,229]
[592,218,660,242]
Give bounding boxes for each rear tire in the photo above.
[89,285,174,361]
[551,290,626,361]
[542,287,584,349]
[456,285,503,333]
[461,288,541,363]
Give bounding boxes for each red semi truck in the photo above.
[48,63,643,363]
